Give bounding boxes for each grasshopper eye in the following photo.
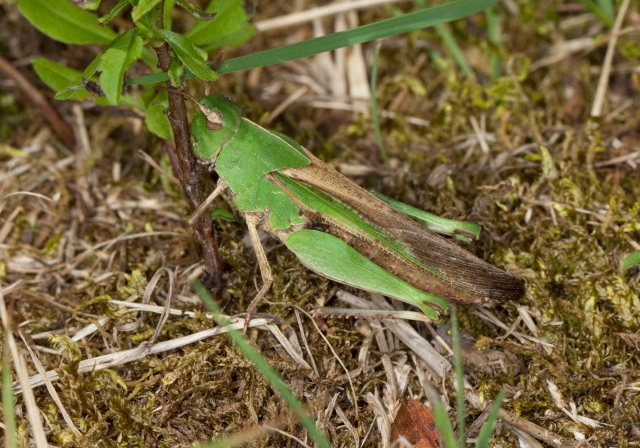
[206,113,223,131]
[195,103,224,131]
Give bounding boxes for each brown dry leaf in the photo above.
[391,398,441,448]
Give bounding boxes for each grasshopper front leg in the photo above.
[188,178,229,226]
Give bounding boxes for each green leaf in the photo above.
[154,29,217,81]
[54,84,86,100]
[577,0,614,28]
[451,308,466,448]
[476,390,505,448]
[98,29,143,104]
[140,89,171,139]
[131,0,162,21]
[435,23,473,78]
[175,0,217,21]
[83,53,102,80]
[32,58,89,101]
[167,58,185,86]
[137,89,171,139]
[185,0,250,47]
[18,0,117,44]
[53,52,102,100]
[623,251,640,270]
[78,0,102,10]
[50,30,142,104]
[370,44,389,168]
[97,0,131,26]
[144,104,172,139]
[34,56,144,107]
[163,0,175,30]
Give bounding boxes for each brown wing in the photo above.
[280,152,524,304]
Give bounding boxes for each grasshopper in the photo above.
[187,94,524,320]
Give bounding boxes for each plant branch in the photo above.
[153,42,223,298]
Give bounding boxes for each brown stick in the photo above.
[152,42,224,298]
[0,54,76,149]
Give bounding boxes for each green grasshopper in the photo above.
[187,94,524,319]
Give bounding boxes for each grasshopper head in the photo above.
[191,94,242,161]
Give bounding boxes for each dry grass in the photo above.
[1,1,640,447]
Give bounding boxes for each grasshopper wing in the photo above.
[278,152,524,306]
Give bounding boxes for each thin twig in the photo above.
[0,283,48,446]
[591,0,632,117]
[19,332,82,437]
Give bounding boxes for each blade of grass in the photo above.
[475,390,505,448]
[451,308,466,448]
[127,0,499,86]
[192,281,331,448]
[415,0,473,78]
[413,0,472,78]
[425,386,458,448]
[597,0,614,20]
[576,0,614,27]
[370,43,389,169]
[218,0,498,74]
[2,347,18,448]
[434,23,473,78]
[485,6,501,79]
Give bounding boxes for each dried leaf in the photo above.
[391,398,441,448]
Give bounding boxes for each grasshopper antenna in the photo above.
[205,51,225,96]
